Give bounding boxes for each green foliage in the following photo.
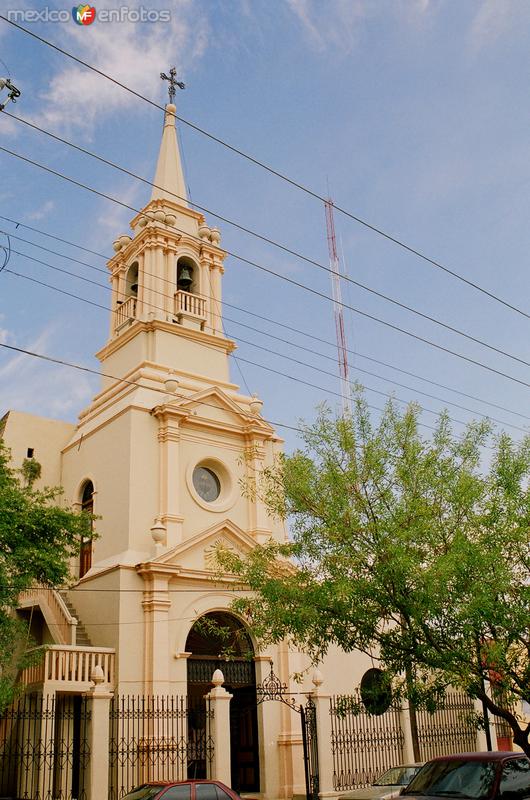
[219,390,530,754]
[21,457,41,488]
[0,440,93,710]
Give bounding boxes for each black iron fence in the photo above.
[329,691,405,791]
[416,691,478,761]
[0,693,90,800]
[108,695,214,800]
[301,696,319,800]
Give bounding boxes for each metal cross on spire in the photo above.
[160,66,185,104]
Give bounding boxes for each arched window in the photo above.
[79,481,94,578]
[176,256,197,294]
[125,262,139,298]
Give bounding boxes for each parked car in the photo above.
[121,780,242,800]
[341,764,424,800]
[401,752,529,800]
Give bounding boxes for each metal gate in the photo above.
[301,697,319,800]
[256,663,319,800]
[108,694,214,800]
[0,693,90,800]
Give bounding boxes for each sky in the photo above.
[1,0,530,453]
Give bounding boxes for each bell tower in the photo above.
[97,99,233,389]
[62,82,277,574]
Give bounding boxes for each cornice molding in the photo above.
[96,318,236,362]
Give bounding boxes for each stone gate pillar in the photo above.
[310,670,335,798]
[86,666,113,800]
[205,669,233,787]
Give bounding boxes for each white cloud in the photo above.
[286,0,367,52]
[0,323,96,419]
[469,0,530,52]
[27,200,55,221]
[33,1,209,137]
[285,0,438,52]
[89,178,144,254]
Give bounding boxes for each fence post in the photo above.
[310,669,335,798]
[86,666,113,800]
[400,702,417,762]
[473,698,497,751]
[205,669,232,787]
[37,692,56,800]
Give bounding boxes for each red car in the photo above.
[121,780,242,800]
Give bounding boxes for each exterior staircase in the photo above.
[59,592,92,647]
[17,586,115,690]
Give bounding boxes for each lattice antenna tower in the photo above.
[324,198,351,415]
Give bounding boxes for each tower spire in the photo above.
[151,68,187,206]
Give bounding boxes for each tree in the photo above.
[0,439,92,710]
[221,393,530,756]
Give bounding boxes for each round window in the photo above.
[360,668,393,716]
[192,466,221,502]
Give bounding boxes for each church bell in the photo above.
[177,265,193,292]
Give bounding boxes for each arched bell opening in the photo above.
[185,611,260,792]
[176,255,198,295]
[125,262,139,298]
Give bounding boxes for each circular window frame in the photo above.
[360,668,393,716]
[186,457,236,512]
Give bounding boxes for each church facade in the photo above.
[1,104,488,800]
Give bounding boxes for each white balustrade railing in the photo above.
[175,290,206,319]
[20,645,115,688]
[115,296,137,328]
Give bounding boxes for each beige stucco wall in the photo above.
[1,410,74,490]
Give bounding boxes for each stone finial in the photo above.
[91,664,105,685]
[164,372,179,394]
[212,668,224,687]
[249,395,263,416]
[210,227,221,245]
[198,224,211,241]
[312,668,324,688]
[150,519,166,545]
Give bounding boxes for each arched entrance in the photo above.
[186,611,260,792]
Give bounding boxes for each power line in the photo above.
[0,336,302,435]
[3,145,530,391]
[2,214,528,422]
[8,228,528,426]
[0,278,486,438]
[0,14,526,320]
[7,245,529,434]
[6,110,530,366]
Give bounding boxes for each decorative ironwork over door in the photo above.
[256,662,319,800]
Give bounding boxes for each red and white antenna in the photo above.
[324,197,351,414]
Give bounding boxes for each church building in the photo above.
[0,100,487,800]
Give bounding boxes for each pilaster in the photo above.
[137,566,173,694]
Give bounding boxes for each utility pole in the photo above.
[324,198,351,415]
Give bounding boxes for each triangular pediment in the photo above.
[170,386,273,433]
[154,519,258,573]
